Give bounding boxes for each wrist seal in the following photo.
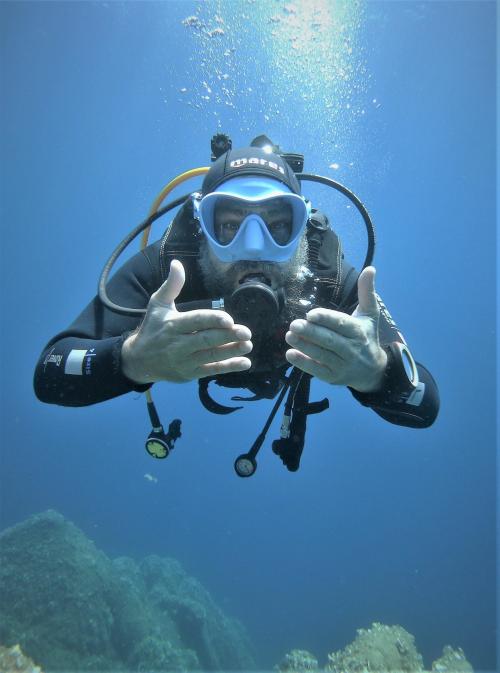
[350,341,419,407]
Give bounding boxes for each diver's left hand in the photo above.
[285,266,388,392]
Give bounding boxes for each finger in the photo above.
[151,259,186,308]
[287,322,357,360]
[190,340,253,367]
[186,326,252,353]
[302,309,365,339]
[355,266,379,317]
[194,357,252,378]
[285,349,338,383]
[285,331,344,366]
[170,310,240,334]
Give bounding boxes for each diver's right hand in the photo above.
[121,259,252,384]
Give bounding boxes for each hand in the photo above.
[285,266,388,392]
[121,259,252,384]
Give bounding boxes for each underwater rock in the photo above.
[0,644,43,673]
[326,622,424,672]
[431,645,473,672]
[139,555,255,671]
[0,510,255,671]
[127,635,200,671]
[0,510,121,669]
[277,648,320,672]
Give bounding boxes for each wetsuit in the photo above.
[33,219,439,429]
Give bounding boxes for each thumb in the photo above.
[151,259,186,308]
[355,266,380,317]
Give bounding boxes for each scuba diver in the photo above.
[33,134,439,477]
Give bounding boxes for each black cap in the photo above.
[202,146,301,196]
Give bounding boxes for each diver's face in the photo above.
[214,197,293,246]
[198,233,309,297]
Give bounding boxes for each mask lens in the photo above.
[213,196,294,246]
[261,198,293,245]
[214,197,247,245]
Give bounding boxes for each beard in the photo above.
[197,234,313,372]
[197,233,311,304]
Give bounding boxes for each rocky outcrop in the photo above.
[0,511,476,673]
[277,649,320,672]
[0,644,43,673]
[326,622,424,672]
[0,510,255,671]
[432,645,473,672]
[277,623,474,673]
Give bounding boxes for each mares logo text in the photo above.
[230,157,285,175]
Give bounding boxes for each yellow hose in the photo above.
[140,166,210,249]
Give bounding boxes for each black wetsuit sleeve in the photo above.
[340,265,440,428]
[350,362,440,428]
[33,242,163,407]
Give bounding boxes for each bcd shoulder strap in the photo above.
[307,209,347,310]
[159,198,204,299]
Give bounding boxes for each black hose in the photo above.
[297,173,375,271]
[98,194,190,315]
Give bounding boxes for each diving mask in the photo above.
[193,176,311,262]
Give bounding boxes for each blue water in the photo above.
[0,1,497,671]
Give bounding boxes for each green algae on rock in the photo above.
[0,644,43,673]
[324,622,474,673]
[326,622,425,672]
[432,645,473,672]
[277,648,320,672]
[0,510,255,671]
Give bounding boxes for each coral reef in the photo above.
[321,622,474,673]
[326,622,424,672]
[0,644,43,673]
[0,511,476,673]
[432,645,473,672]
[0,510,255,671]
[277,648,320,672]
